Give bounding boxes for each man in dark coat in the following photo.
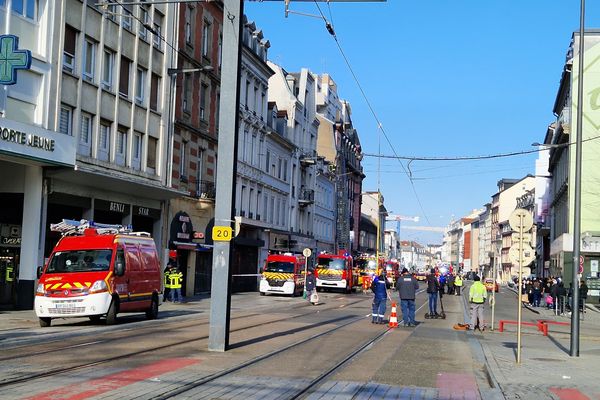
[426,268,440,317]
[397,268,419,326]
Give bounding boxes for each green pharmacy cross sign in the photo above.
[0,35,32,85]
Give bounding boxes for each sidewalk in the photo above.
[471,287,600,400]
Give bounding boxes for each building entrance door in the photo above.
[0,248,19,308]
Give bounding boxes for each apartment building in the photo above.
[168,2,222,296]
[1,0,177,309]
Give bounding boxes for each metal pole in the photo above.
[208,0,244,352]
[571,0,585,358]
[491,254,496,331]
[517,215,524,364]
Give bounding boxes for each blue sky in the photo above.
[245,0,595,245]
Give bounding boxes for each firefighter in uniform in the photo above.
[163,263,173,302]
[169,264,184,303]
[469,275,487,331]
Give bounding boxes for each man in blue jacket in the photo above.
[371,274,389,324]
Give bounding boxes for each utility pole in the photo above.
[208,0,244,352]
[571,0,585,358]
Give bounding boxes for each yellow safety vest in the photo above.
[164,270,172,289]
[455,276,463,287]
[469,281,487,303]
[169,271,183,289]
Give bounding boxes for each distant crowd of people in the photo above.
[519,276,588,315]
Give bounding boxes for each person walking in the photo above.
[580,280,589,313]
[371,274,390,324]
[469,275,487,331]
[426,268,440,317]
[454,274,463,296]
[397,267,419,326]
[305,269,317,304]
[169,264,184,303]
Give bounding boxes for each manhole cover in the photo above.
[530,357,565,362]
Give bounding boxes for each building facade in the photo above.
[1,0,177,309]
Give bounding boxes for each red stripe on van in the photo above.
[26,358,200,400]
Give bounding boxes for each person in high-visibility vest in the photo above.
[163,263,173,302]
[454,274,463,296]
[168,265,184,303]
[469,275,487,331]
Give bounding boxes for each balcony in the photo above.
[558,107,571,134]
[298,189,314,207]
[198,180,216,200]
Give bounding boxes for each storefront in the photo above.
[0,119,76,310]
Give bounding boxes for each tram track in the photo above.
[146,292,430,399]
[0,297,371,388]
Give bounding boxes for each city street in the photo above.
[1,282,599,399]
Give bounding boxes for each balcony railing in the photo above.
[298,189,314,206]
[198,180,216,200]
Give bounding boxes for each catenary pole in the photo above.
[571,0,585,358]
[208,0,244,352]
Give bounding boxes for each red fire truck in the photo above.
[35,219,162,327]
[259,253,306,297]
[315,250,357,293]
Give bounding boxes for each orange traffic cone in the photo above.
[389,302,399,328]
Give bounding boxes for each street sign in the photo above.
[212,226,233,241]
[511,233,532,243]
[303,248,312,257]
[509,209,533,232]
[509,243,535,265]
[579,255,584,274]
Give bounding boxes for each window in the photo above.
[79,113,92,156]
[99,121,111,161]
[121,3,133,30]
[215,92,220,129]
[185,7,193,45]
[119,57,131,97]
[202,21,211,57]
[244,80,250,109]
[147,136,157,170]
[283,160,288,181]
[63,26,77,73]
[82,39,96,82]
[183,74,191,112]
[59,105,73,135]
[139,5,150,41]
[132,132,142,170]
[12,0,37,20]
[179,141,187,180]
[218,33,223,68]
[265,150,270,173]
[199,83,208,120]
[153,11,163,49]
[116,128,128,166]
[102,49,114,90]
[135,67,146,105]
[196,149,204,195]
[150,73,160,111]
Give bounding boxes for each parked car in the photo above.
[484,278,499,292]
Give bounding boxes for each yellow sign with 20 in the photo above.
[212,226,233,242]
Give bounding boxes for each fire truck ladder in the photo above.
[50,219,150,237]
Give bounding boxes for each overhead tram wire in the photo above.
[362,134,600,162]
[312,1,433,226]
